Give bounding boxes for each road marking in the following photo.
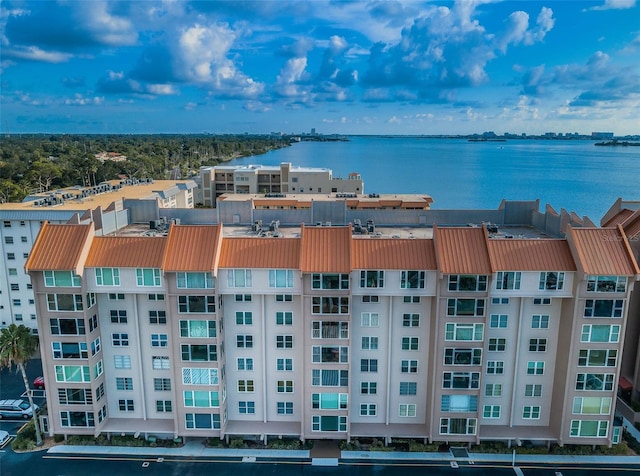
[513,467,525,476]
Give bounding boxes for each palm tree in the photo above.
[0,324,43,446]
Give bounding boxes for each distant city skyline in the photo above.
[1,0,639,135]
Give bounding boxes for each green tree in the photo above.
[0,324,43,446]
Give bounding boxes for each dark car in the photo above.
[33,376,45,390]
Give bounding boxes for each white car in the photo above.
[0,430,11,447]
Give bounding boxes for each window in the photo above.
[237,335,253,348]
[312,346,348,363]
[110,310,127,323]
[483,405,501,419]
[182,368,218,385]
[399,382,417,395]
[445,323,484,341]
[90,338,101,356]
[3,236,12,244]
[402,313,420,327]
[440,418,477,435]
[112,333,129,346]
[360,359,378,372]
[177,272,214,289]
[362,295,379,303]
[529,338,547,352]
[235,294,252,302]
[401,270,426,289]
[533,298,552,305]
[277,380,294,393]
[136,268,161,287]
[400,404,417,418]
[312,415,347,432]
[58,388,93,405]
[118,399,135,412]
[448,275,487,292]
[312,369,348,387]
[47,294,83,311]
[525,384,543,397]
[227,269,252,287]
[441,394,478,412]
[485,383,502,397]
[276,294,293,302]
[109,293,125,300]
[496,272,521,290]
[581,325,620,343]
[156,400,172,412]
[236,311,253,325]
[572,397,612,415]
[443,372,480,389]
[401,360,419,373]
[180,320,216,338]
[114,355,131,369]
[185,413,221,429]
[576,373,615,391]
[269,269,294,288]
[361,312,379,327]
[8,268,17,276]
[527,361,545,375]
[312,321,349,339]
[401,336,419,350]
[312,273,350,289]
[95,268,120,286]
[584,299,624,318]
[312,296,349,314]
[52,342,88,359]
[237,358,254,371]
[178,295,215,313]
[447,299,485,316]
[238,380,255,392]
[360,404,377,416]
[578,349,617,367]
[183,390,220,407]
[361,382,377,394]
[277,358,293,371]
[116,377,133,390]
[276,335,293,348]
[60,411,95,427]
[7,252,15,260]
[531,315,549,329]
[486,361,504,374]
[94,360,103,379]
[154,378,171,391]
[277,402,294,414]
[44,270,81,287]
[490,314,508,328]
[570,420,608,437]
[276,311,293,325]
[587,275,626,293]
[55,365,91,382]
[488,338,506,352]
[444,348,482,366]
[152,356,170,370]
[361,336,379,350]
[148,293,165,301]
[14,314,23,321]
[360,270,384,288]
[539,272,565,290]
[181,344,217,361]
[523,406,541,419]
[404,295,421,303]
[491,297,510,304]
[149,310,167,324]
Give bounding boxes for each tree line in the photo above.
[0,134,291,203]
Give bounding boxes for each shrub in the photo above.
[53,434,65,443]
[229,438,247,449]
[11,436,35,452]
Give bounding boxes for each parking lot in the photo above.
[0,357,45,438]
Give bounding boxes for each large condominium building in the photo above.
[26,218,639,447]
[198,162,364,206]
[0,179,197,332]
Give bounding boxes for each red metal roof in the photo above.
[86,236,167,268]
[163,225,221,272]
[487,239,576,271]
[300,225,352,273]
[569,227,639,276]
[25,222,93,271]
[351,238,437,270]
[218,237,300,269]
[434,226,492,274]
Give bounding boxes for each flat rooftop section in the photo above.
[219,192,433,205]
[0,179,196,212]
[206,163,331,172]
[112,222,555,240]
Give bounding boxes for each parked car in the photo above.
[0,399,38,419]
[0,430,10,447]
[33,376,45,390]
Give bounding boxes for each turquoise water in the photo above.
[232,136,640,221]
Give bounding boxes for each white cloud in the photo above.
[80,1,137,46]
[587,0,636,11]
[2,45,72,63]
[146,84,177,95]
[64,94,104,106]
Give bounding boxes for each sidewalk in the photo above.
[46,439,640,466]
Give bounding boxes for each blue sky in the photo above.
[1,0,639,135]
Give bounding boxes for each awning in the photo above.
[619,376,633,391]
